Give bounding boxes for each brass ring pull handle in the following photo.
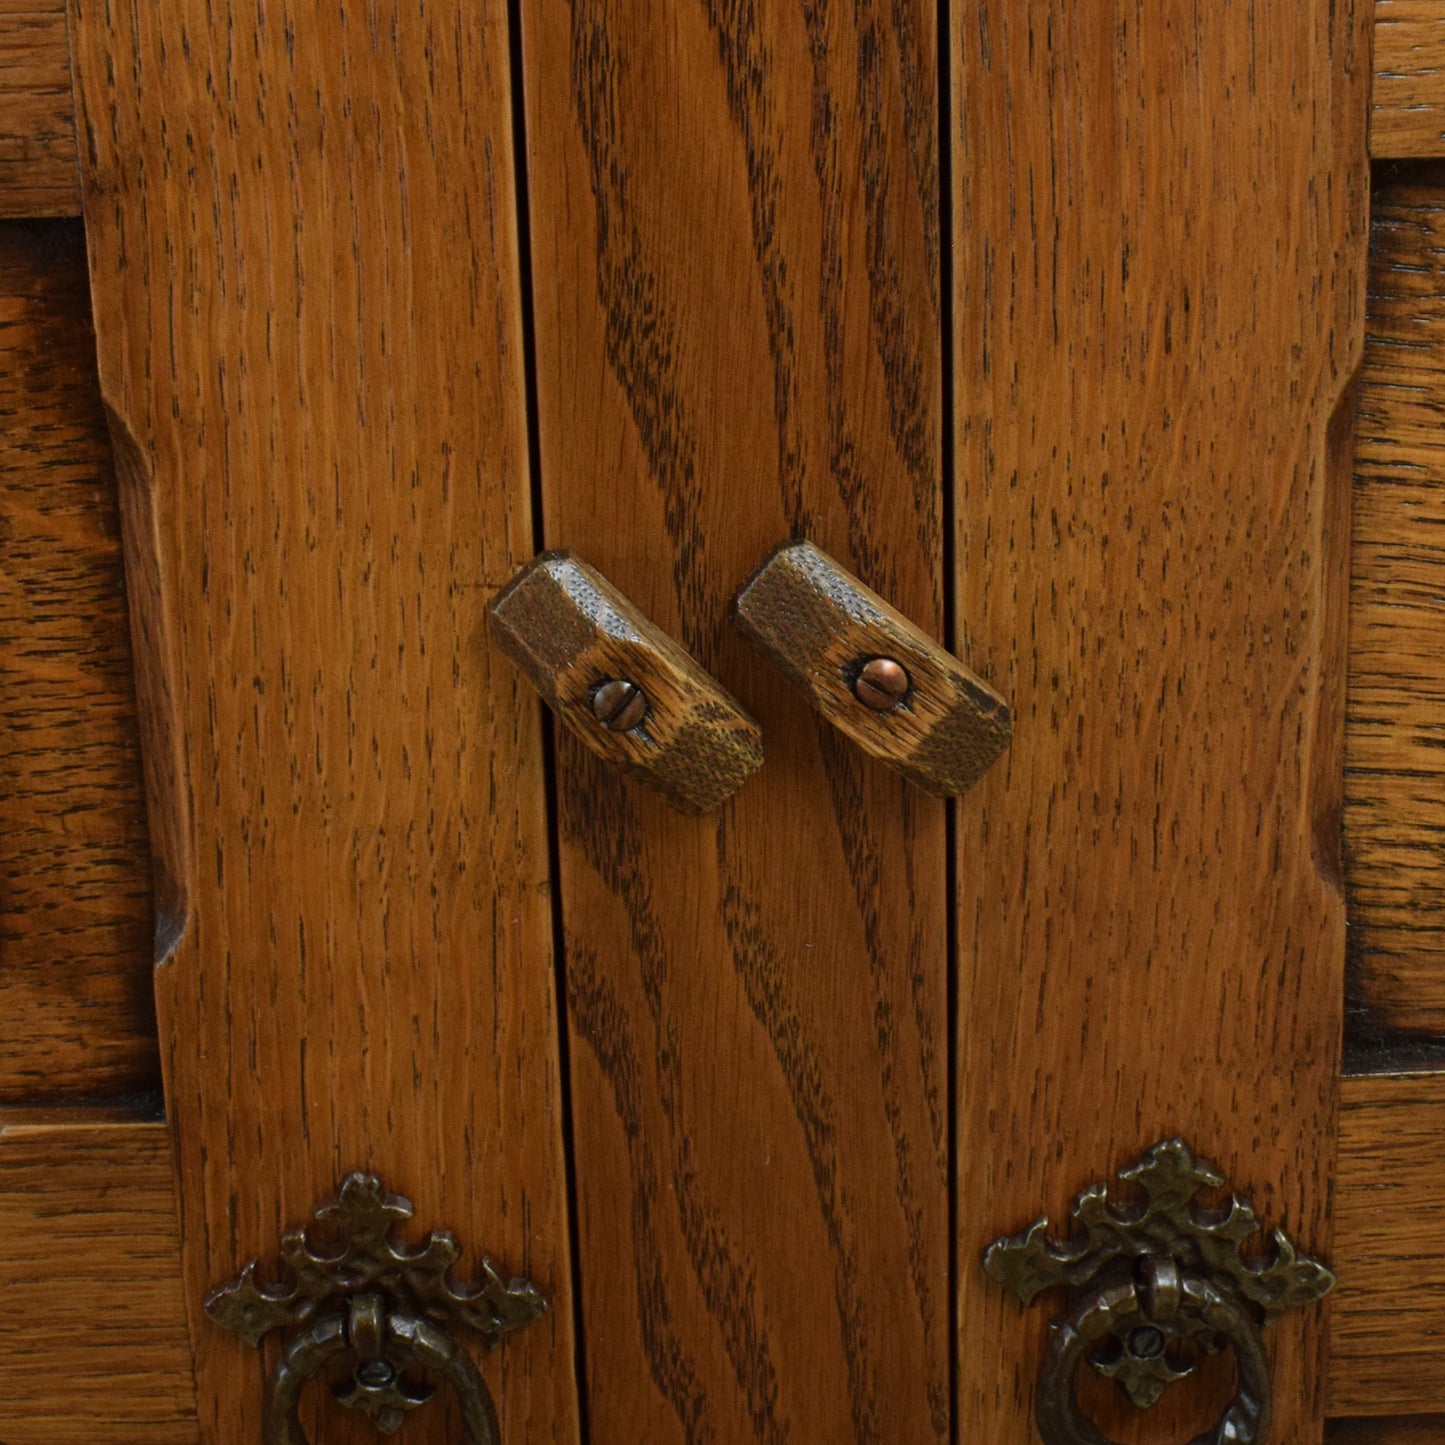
[982,1140,1334,1445]
[265,1297,499,1445]
[491,551,763,814]
[1036,1258,1270,1445]
[206,1173,547,1444]
[732,540,1010,797]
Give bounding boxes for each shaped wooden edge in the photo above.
[0,1111,196,1444]
[490,550,763,815]
[1330,1072,1445,1419]
[732,539,1010,798]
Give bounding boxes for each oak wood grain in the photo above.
[521,1,950,1438]
[1329,1073,1445,1417]
[0,2,79,215]
[67,3,580,1441]
[951,1,1370,1440]
[734,540,1011,798]
[1330,1420,1445,1444]
[1345,179,1445,1033]
[491,551,763,815]
[0,1113,195,1443]
[1374,2,1445,158]
[0,218,157,1102]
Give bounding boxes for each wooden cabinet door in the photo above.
[3,2,1445,1444]
[5,3,582,1443]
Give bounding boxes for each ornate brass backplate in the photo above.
[982,1139,1334,1445]
[206,1172,546,1443]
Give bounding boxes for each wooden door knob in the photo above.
[732,540,1010,797]
[490,552,763,814]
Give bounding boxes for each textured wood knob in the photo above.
[490,551,763,814]
[733,540,1011,798]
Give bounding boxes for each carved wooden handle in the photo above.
[490,551,763,814]
[732,540,1010,798]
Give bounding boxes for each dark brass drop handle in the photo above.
[982,1140,1335,1445]
[265,1295,500,1445]
[1035,1257,1271,1445]
[206,1173,548,1445]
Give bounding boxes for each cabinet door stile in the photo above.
[519,4,952,1441]
[66,2,582,1440]
[951,2,1369,1441]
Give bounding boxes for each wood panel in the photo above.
[522,3,950,1441]
[0,218,156,1101]
[952,2,1369,1441]
[0,1114,195,1444]
[1331,1421,1445,1444]
[1374,2,1445,159]
[67,3,580,1442]
[1346,179,1445,1033]
[0,3,80,215]
[1329,1073,1445,1417]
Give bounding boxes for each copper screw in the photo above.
[853,656,910,711]
[592,678,649,732]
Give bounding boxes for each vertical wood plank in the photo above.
[521,2,951,1440]
[0,218,156,1100]
[951,1,1369,1440]
[67,3,581,1440]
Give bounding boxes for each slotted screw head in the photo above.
[592,678,649,732]
[1128,1327,1167,1360]
[853,656,910,711]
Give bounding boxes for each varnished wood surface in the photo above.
[0,219,156,1101]
[522,2,951,1439]
[68,3,580,1442]
[491,551,764,814]
[1374,2,1445,158]
[0,1114,195,1443]
[1345,179,1445,1033]
[734,540,1011,798]
[1330,1421,1445,1444]
[0,3,79,215]
[0,0,1430,210]
[1330,1073,1445,1416]
[951,1,1369,1441]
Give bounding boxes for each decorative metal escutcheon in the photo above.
[205,1172,546,1444]
[981,1139,1335,1445]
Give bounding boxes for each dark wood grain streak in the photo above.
[1345,180,1445,1032]
[1330,1073,1445,1417]
[0,1114,195,1443]
[67,3,581,1441]
[0,219,157,1102]
[522,1,949,1439]
[0,3,79,216]
[951,0,1370,1440]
